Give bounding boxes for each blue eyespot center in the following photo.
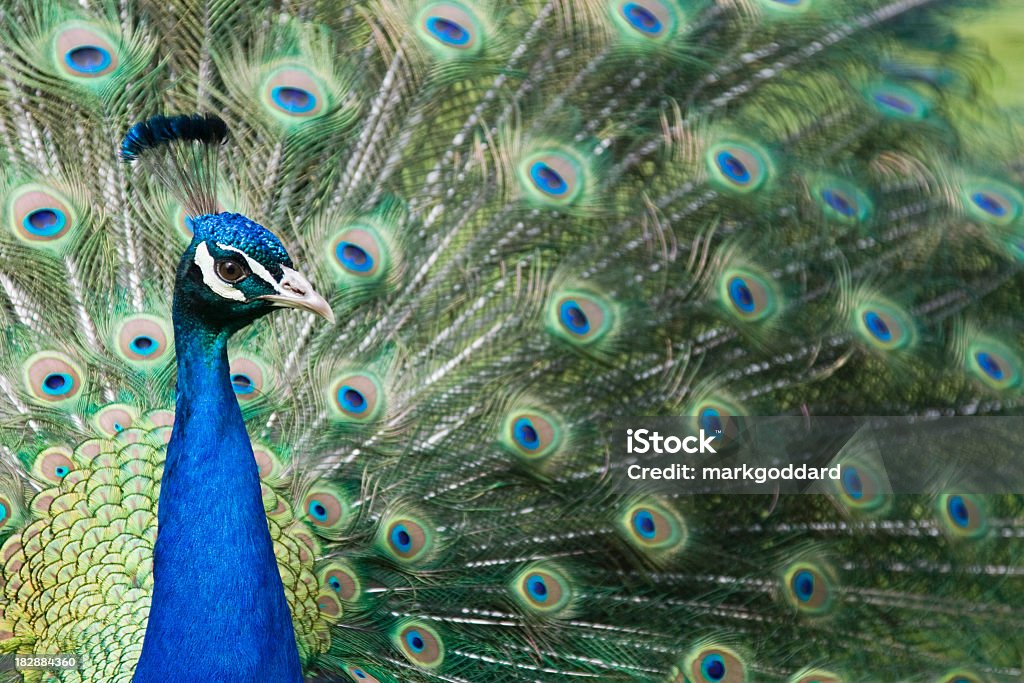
[129,335,158,356]
[24,208,68,237]
[405,630,426,652]
[975,352,1004,380]
[793,569,814,601]
[822,189,856,217]
[309,499,329,522]
[54,466,70,478]
[842,467,863,500]
[948,495,970,528]
[701,653,726,681]
[339,386,367,413]
[623,3,662,34]
[337,242,374,273]
[559,300,590,335]
[329,576,342,591]
[271,86,316,114]
[863,311,892,342]
[699,408,723,436]
[65,46,112,74]
[526,574,549,601]
[513,418,540,450]
[971,191,1006,217]
[391,524,413,552]
[0,503,7,523]
[42,373,73,396]
[873,92,915,115]
[727,277,755,313]
[426,16,471,46]
[530,162,569,196]
[633,509,657,538]
[231,373,255,395]
[716,151,750,184]
[354,670,367,679]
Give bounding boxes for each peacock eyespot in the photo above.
[720,269,777,322]
[519,149,586,207]
[53,25,119,80]
[116,315,171,364]
[782,562,835,614]
[316,591,343,620]
[961,181,1022,226]
[865,83,929,120]
[383,517,431,562]
[346,666,381,683]
[25,352,84,403]
[394,621,444,668]
[34,448,77,484]
[512,564,572,614]
[94,404,137,437]
[329,226,388,283]
[262,66,329,121]
[302,488,348,531]
[214,258,248,284]
[548,290,615,345]
[707,141,771,194]
[320,563,361,602]
[690,397,744,450]
[620,500,686,552]
[417,2,483,55]
[229,358,268,402]
[965,338,1021,391]
[852,301,914,351]
[684,645,746,683]
[501,410,562,461]
[938,494,987,539]
[9,185,77,245]
[329,373,383,422]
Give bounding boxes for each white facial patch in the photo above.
[216,243,284,294]
[194,242,246,301]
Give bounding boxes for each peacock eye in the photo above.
[214,258,248,284]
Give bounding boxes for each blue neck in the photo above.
[134,312,301,682]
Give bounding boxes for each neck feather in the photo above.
[133,306,301,682]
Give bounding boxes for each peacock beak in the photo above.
[258,265,336,324]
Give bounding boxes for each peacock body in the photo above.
[0,0,1021,682]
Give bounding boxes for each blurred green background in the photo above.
[960,1,1024,110]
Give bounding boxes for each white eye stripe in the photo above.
[216,243,284,294]
[194,242,245,301]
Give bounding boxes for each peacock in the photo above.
[0,0,1021,681]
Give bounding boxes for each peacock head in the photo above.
[174,211,334,331]
[120,113,335,332]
